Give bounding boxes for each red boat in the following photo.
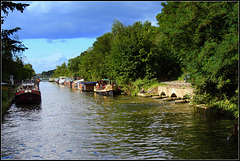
[14,82,41,104]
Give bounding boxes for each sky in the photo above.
[2,1,164,74]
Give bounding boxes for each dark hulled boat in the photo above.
[14,82,41,104]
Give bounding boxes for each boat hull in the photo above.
[15,90,41,104]
[95,89,121,96]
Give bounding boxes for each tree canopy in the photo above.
[156,1,238,117]
[156,2,238,98]
[1,1,35,82]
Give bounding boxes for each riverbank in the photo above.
[1,84,16,118]
[2,97,14,117]
[131,79,238,119]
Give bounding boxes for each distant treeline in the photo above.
[41,69,55,78]
[51,2,238,118]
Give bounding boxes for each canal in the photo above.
[1,82,238,159]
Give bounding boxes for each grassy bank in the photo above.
[2,84,16,117]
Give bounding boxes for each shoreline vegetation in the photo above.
[2,84,16,117]
[2,2,238,119]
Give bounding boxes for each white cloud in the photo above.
[45,53,68,63]
[25,53,68,73]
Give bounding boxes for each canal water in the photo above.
[1,82,238,159]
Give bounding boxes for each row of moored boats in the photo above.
[51,76,122,96]
[14,76,122,105]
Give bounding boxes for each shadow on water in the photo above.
[2,103,42,122]
[15,103,42,110]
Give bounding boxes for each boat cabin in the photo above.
[79,81,97,91]
[16,83,39,92]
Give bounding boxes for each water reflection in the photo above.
[2,103,43,160]
[1,82,238,160]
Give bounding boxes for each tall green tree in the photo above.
[67,55,82,77]
[108,19,181,85]
[156,2,238,117]
[52,62,69,78]
[23,63,36,79]
[1,1,32,81]
[90,32,112,80]
[156,2,238,96]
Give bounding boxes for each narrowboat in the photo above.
[94,79,121,96]
[14,82,41,104]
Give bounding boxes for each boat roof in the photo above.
[79,81,97,84]
[73,80,84,83]
[21,83,35,86]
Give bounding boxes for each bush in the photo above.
[192,89,239,118]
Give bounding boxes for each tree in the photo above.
[1,1,30,81]
[90,32,112,80]
[23,63,36,79]
[156,2,238,96]
[67,55,82,77]
[42,69,55,78]
[52,62,69,78]
[156,2,238,117]
[108,19,181,85]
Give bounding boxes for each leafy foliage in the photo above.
[1,1,35,82]
[156,2,238,118]
[52,62,69,78]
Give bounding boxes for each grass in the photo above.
[1,85,17,117]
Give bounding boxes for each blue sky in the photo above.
[2,1,163,74]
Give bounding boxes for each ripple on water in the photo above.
[1,82,238,160]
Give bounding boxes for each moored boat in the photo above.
[14,82,41,104]
[94,79,121,96]
[64,78,71,87]
[58,76,66,85]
